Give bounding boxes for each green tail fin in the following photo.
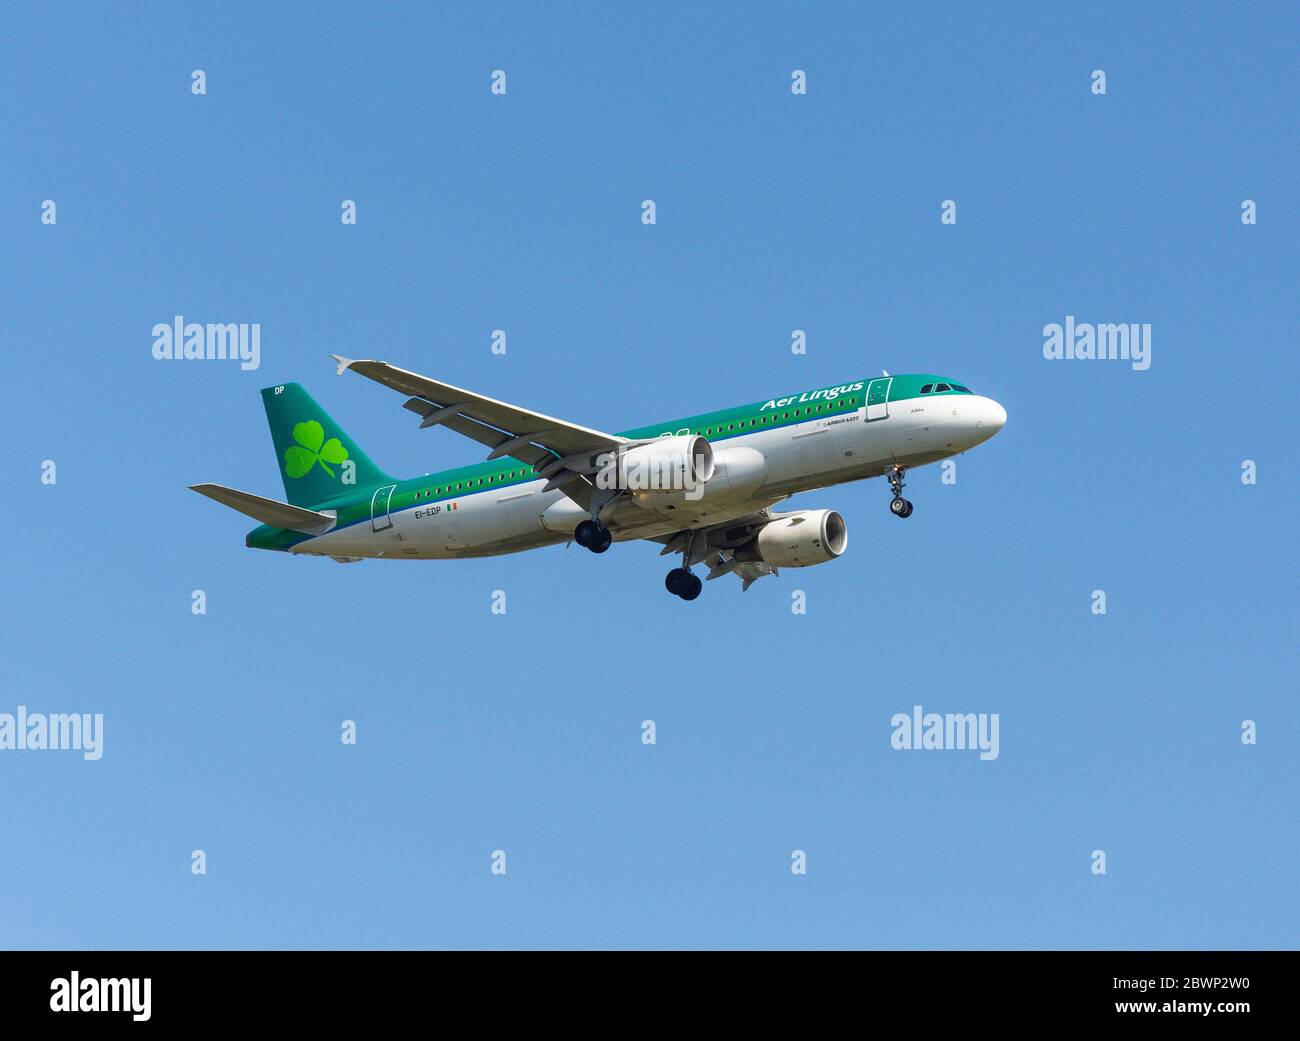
[261,383,395,507]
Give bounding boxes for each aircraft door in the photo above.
[371,484,396,532]
[865,377,892,421]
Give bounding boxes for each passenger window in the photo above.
[920,384,933,394]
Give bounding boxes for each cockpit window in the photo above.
[920,384,933,394]
[934,383,951,392]
[952,384,971,393]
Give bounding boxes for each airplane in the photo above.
[192,358,1007,600]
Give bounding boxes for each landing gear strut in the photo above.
[664,531,703,600]
[574,518,612,553]
[886,464,913,518]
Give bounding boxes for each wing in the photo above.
[332,356,631,511]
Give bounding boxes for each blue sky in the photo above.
[3,2,1296,949]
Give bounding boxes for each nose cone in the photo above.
[979,397,1007,435]
[954,396,1006,449]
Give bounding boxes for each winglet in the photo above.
[331,354,356,376]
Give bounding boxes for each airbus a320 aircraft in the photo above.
[192,358,1007,600]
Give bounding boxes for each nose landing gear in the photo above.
[886,464,913,518]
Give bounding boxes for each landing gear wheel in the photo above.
[665,568,702,599]
[575,519,611,552]
[889,496,909,516]
[665,568,690,595]
[898,499,913,518]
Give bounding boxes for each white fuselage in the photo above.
[292,395,1006,561]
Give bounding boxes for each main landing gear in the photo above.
[575,515,704,601]
[574,518,612,553]
[886,464,913,518]
[664,530,703,601]
[664,567,702,601]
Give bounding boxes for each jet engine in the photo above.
[734,509,847,568]
[603,435,714,494]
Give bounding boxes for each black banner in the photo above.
[0,950,1289,1027]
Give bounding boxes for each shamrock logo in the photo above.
[284,420,349,479]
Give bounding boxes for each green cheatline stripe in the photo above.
[246,373,974,550]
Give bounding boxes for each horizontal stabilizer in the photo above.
[190,483,337,535]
